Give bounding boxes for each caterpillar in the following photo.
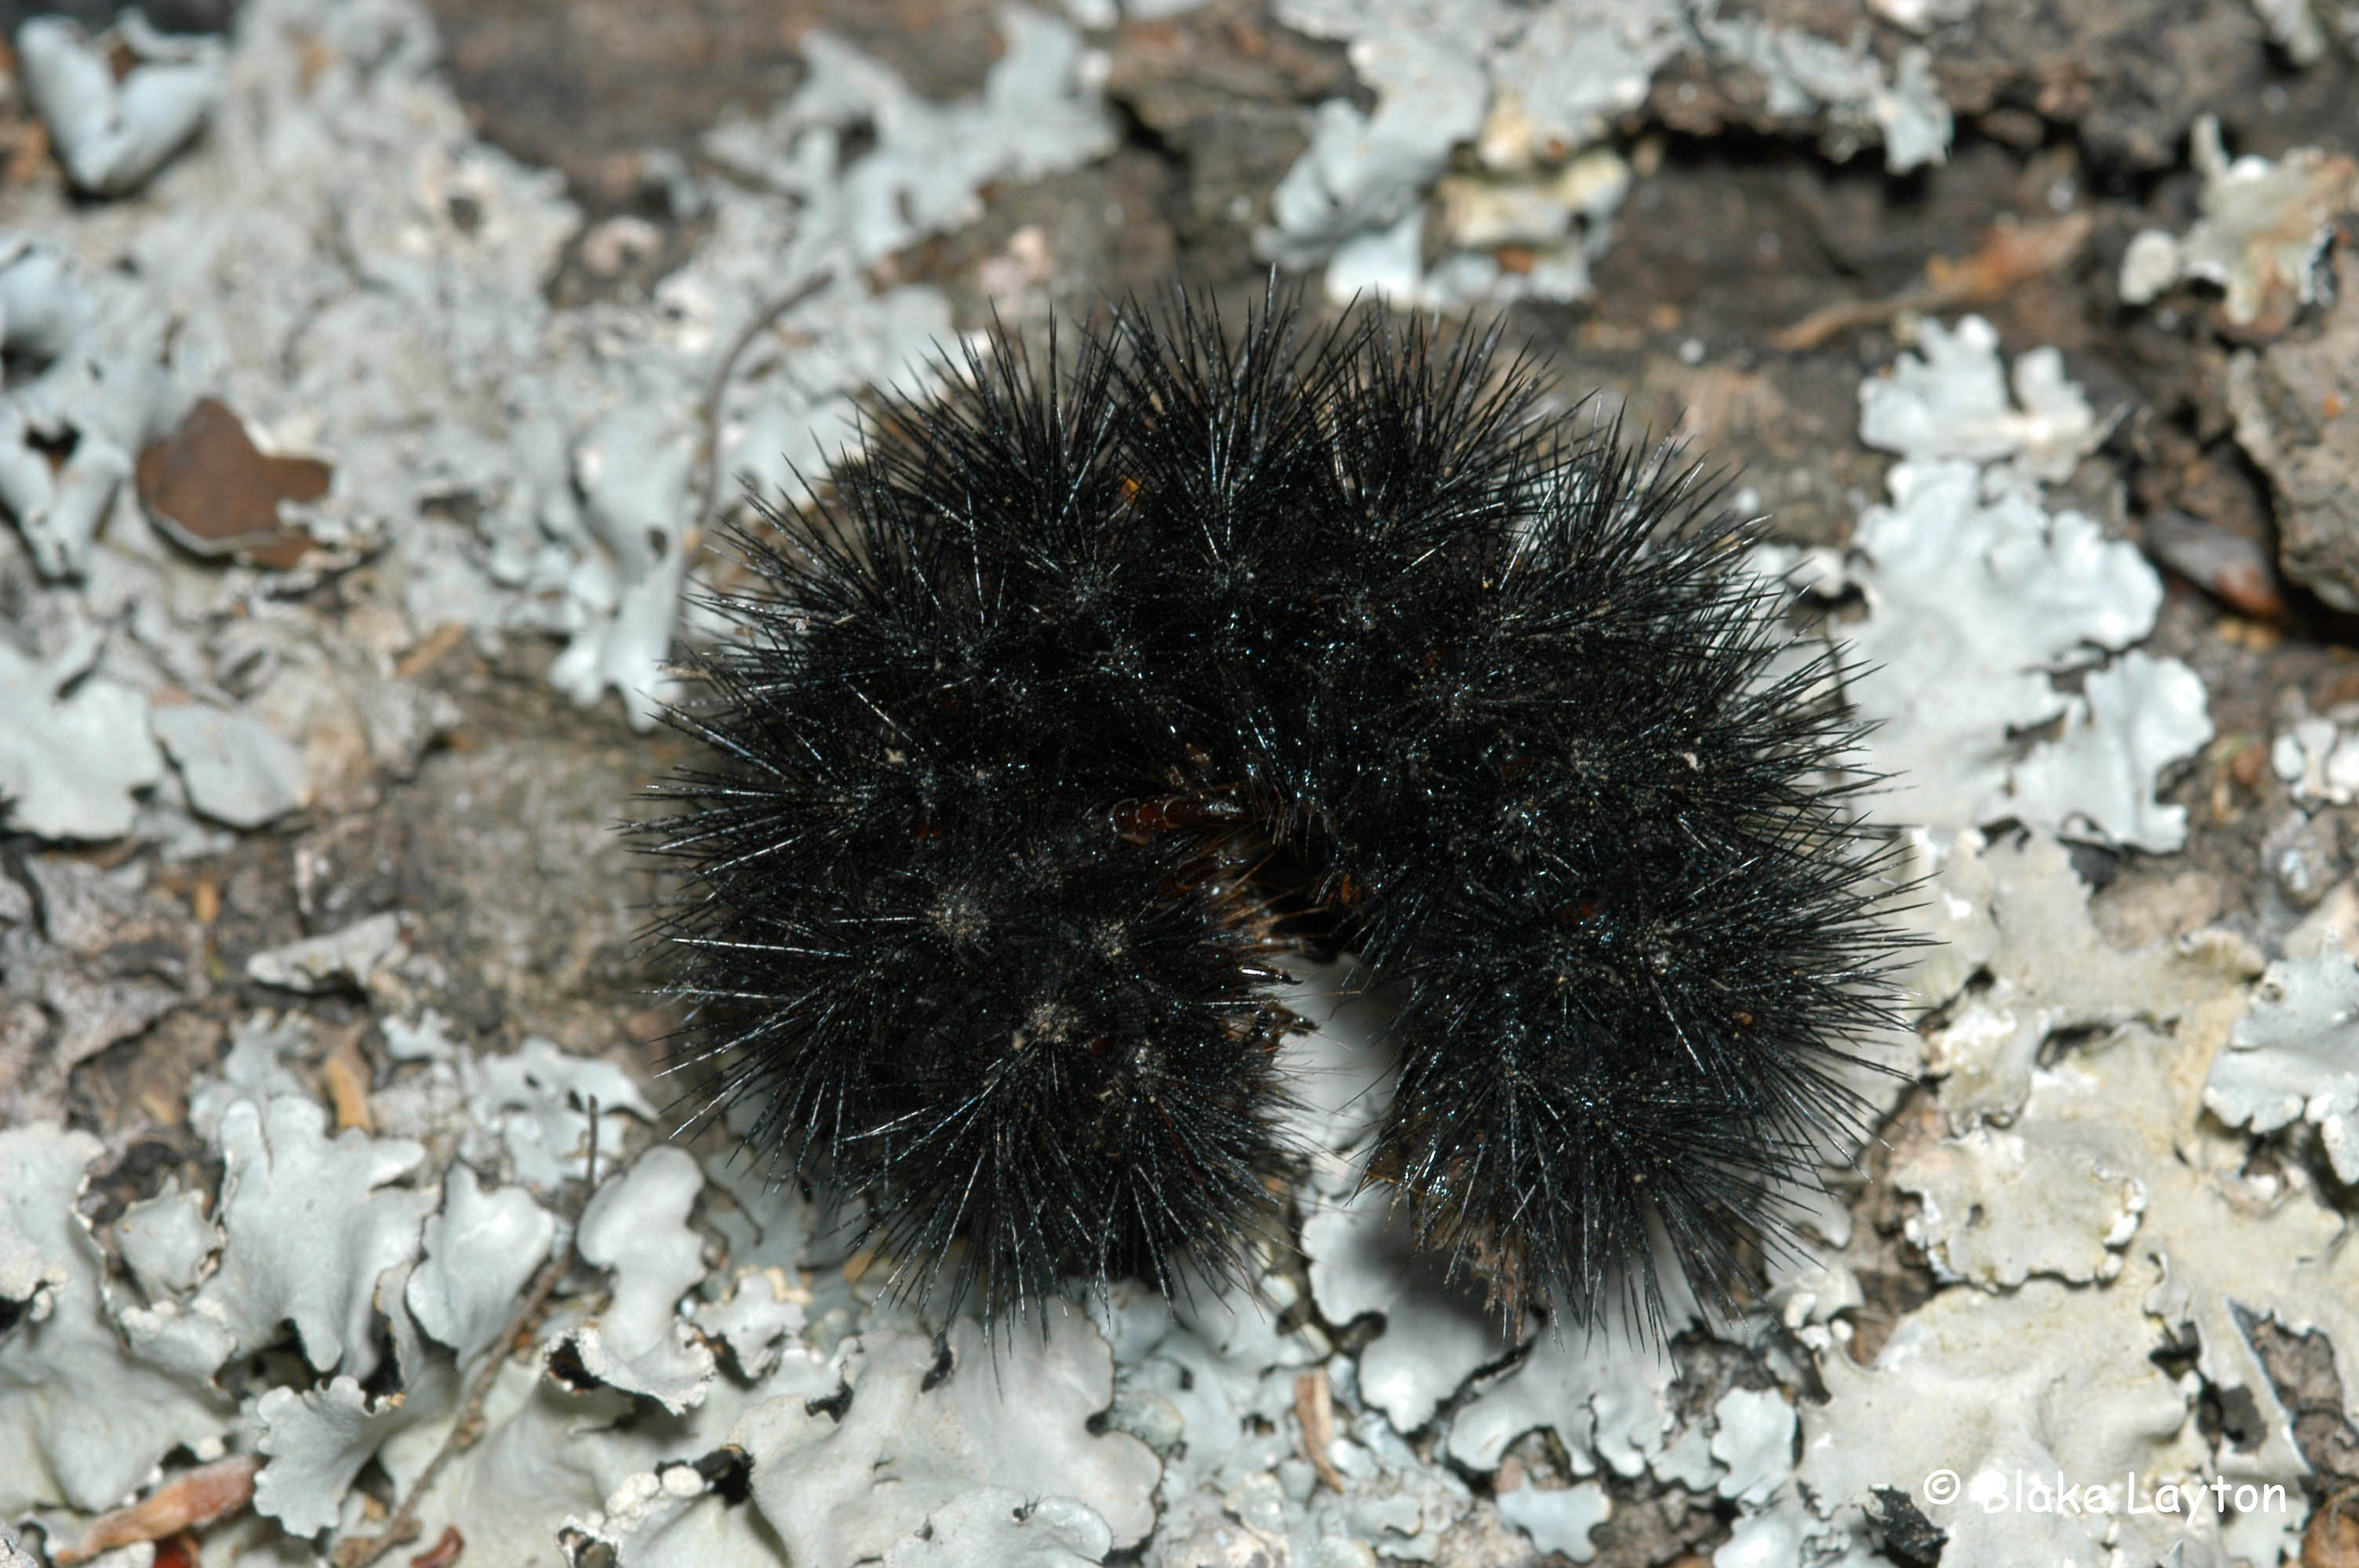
[636,287,1910,1337]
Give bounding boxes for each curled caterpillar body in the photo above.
[638,289,1910,1334]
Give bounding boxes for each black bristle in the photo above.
[634,284,1912,1335]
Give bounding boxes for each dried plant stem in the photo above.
[692,274,832,530]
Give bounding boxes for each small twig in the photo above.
[333,1101,605,1568]
[692,274,833,530]
[392,622,467,681]
[583,1094,602,1192]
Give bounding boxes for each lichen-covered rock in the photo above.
[254,1375,409,1536]
[1802,1279,2226,1568]
[2120,117,2359,330]
[733,1314,1160,1563]
[1889,1015,2342,1566]
[16,15,224,198]
[1844,459,2198,848]
[0,1125,230,1515]
[406,1164,556,1368]
[1911,830,2263,1128]
[0,855,198,1126]
[194,1094,433,1381]
[559,1146,716,1414]
[2207,953,2359,1184]
[1299,1183,1521,1434]
[0,238,191,585]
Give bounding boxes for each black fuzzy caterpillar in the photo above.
[638,289,1909,1336]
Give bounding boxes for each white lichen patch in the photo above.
[1843,458,2201,849]
[1260,0,1680,303]
[253,1376,411,1537]
[1877,837,2355,1568]
[1689,17,1951,173]
[733,1313,1161,1562]
[692,1269,811,1382]
[1899,1118,2146,1287]
[1859,316,2099,487]
[1259,29,1491,295]
[1299,1184,1521,1434]
[879,1487,1114,1566]
[703,9,1116,264]
[242,913,412,996]
[0,238,192,585]
[1492,1479,1609,1563]
[0,627,165,843]
[111,1177,220,1301]
[561,1147,718,1414]
[405,1164,557,1368]
[194,1094,433,1381]
[148,702,311,830]
[185,1011,316,1134]
[1831,318,2217,855]
[1911,831,2262,1131]
[1801,1279,2222,1568]
[2117,114,2359,326]
[1445,1324,1681,1479]
[460,1036,654,1189]
[560,1461,777,1568]
[16,15,224,198]
[0,1126,229,1518]
[2271,716,2359,805]
[1261,0,1951,305]
[1709,1388,1797,1511]
[2005,652,2214,855]
[2207,953,2359,1184]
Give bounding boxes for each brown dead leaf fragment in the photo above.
[1293,1366,1347,1494]
[323,1026,376,1134]
[0,113,48,186]
[136,397,330,569]
[1920,210,2097,299]
[2143,511,2287,619]
[409,1526,464,1568]
[2308,1486,2359,1568]
[1772,210,2096,351]
[53,1454,261,1566]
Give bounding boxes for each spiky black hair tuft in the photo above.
[634,285,1914,1336]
